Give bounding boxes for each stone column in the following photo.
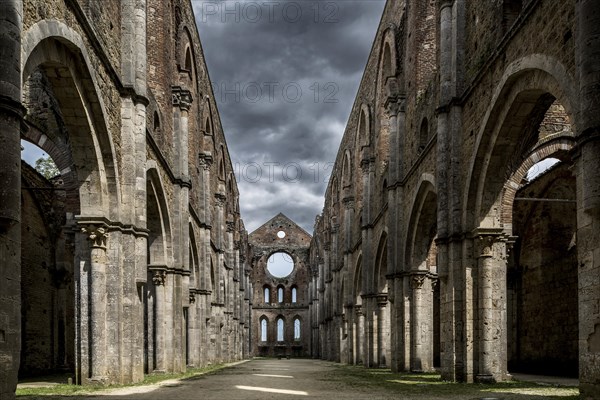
[475,234,507,383]
[341,303,351,364]
[410,274,426,372]
[360,158,376,367]
[477,236,494,382]
[387,96,408,373]
[0,1,23,397]
[151,269,167,372]
[81,225,109,383]
[376,294,390,367]
[355,305,364,365]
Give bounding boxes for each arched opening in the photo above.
[465,66,578,382]
[352,256,364,365]
[277,318,285,342]
[260,318,268,342]
[19,30,119,384]
[144,169,173,375]
[218,145,226,181]
[19,143,75,380]
[291,286,298,303]
[342,151,352,190]
[278,286,284,303]
[508,160,577,376]
[374,233,390,367]
[263,286,271,304]
[184,47,193,74]
[294,318,301,341]
[406,180,440,372]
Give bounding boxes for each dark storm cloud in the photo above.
[194,0,386,232]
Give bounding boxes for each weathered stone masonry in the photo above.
[0,0,250,397]
[309,1,600,399]
[2,0,600,399]
[249,214,313,358]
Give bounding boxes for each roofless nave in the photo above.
[1,0,600,399]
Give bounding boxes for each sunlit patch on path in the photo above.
[235,385,308,396]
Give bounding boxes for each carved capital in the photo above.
[354,304,362,316]
[189,292,196,304]
[152,271,167,286]
[411,275,426,290]
[476,234,506,258]
[199,152,214,170]
[342,196,355,210]
[172,86,193,111]
[215,193,227,207]
[81,225,108,249]
[226,221,235,233]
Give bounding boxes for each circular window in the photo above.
[277,230,286,239]
[267,252,294,278]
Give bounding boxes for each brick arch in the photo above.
[342,150,352,190]
[356,103,371,149]
[500,136,575,226]
[405,174,437,269]
[464,55,578,232]
[21,128,79,211]
[376,26,399,106]
[21,20,120,220]
[374,231,388,293]
[189,222,199,289]
[177,27,196,75]
[147,167,173,266]
[353,253,363,305]
[379,26,398,81]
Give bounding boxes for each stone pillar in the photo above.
[437,0,468,382]
[410,275,426,372]
[576,2,600,398]
[151,269,167,372]
[390,275,409,372]
[341,303,351,364]
[387,96,408,373]
[376,294,390,367]
[475,234,507,383]
[81,225,109,383]
[0,0,23,397]
[356,305,364,365]
[360,158,376,367]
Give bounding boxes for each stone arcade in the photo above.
[1,0,600,399]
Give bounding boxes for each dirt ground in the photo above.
[18,359,579,400]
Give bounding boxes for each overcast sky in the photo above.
[194,0,386,233]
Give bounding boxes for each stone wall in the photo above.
[309,1,599,398]
[249,214,312,358]
[0,0,250,396]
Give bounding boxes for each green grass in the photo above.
[16,363,229,398]
[322,364,579,399]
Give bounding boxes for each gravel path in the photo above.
[74,359,392,400]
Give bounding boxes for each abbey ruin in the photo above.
[1,0,600,399]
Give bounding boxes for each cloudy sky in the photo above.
[193,0,386,233]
